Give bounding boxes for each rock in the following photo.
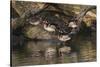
[82,10,96,27]
[53,4,77,16]
[11,18,25,30]
[11,1,46,17]
[23,25,53,39]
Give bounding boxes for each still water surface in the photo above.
[11,32,96,66]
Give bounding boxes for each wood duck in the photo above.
[28,16,42,25]
[39,12,70,34]
[68,21,78,28]
[68,21,78,35]
[58,35,71,42]
[43,21,56,32]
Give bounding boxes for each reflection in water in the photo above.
[78,41,96,62]
[11,32,96,66]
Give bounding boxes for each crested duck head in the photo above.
[28,16,41,25]
[68,21,78,28]
[68,21,78,35]
[58,35,71,42]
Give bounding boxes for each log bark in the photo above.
[75,6,96,31]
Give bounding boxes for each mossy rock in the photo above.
[23,25,53,39]
[12,1,46,16]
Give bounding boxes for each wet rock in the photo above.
[11,18,25,30]
[52,4,77,16]
[83,11,96,27]
[11,1,46,16]
[23,25,53,39]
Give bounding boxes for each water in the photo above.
[11,32,96,66]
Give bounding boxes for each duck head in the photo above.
[68,21,78,28]
[28,16,41,25]
[68,21,78,35]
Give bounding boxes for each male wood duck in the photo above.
[58,35,71,42]
[28,16,42,25]
[68,21,78,28]
[43,21,56,32]
[43,16,70,34]
[68,21,78,35]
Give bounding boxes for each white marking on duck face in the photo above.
[58,35,71,41]
[44,24,56,32]
[29,21,40,25]
[68,22,77,28]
